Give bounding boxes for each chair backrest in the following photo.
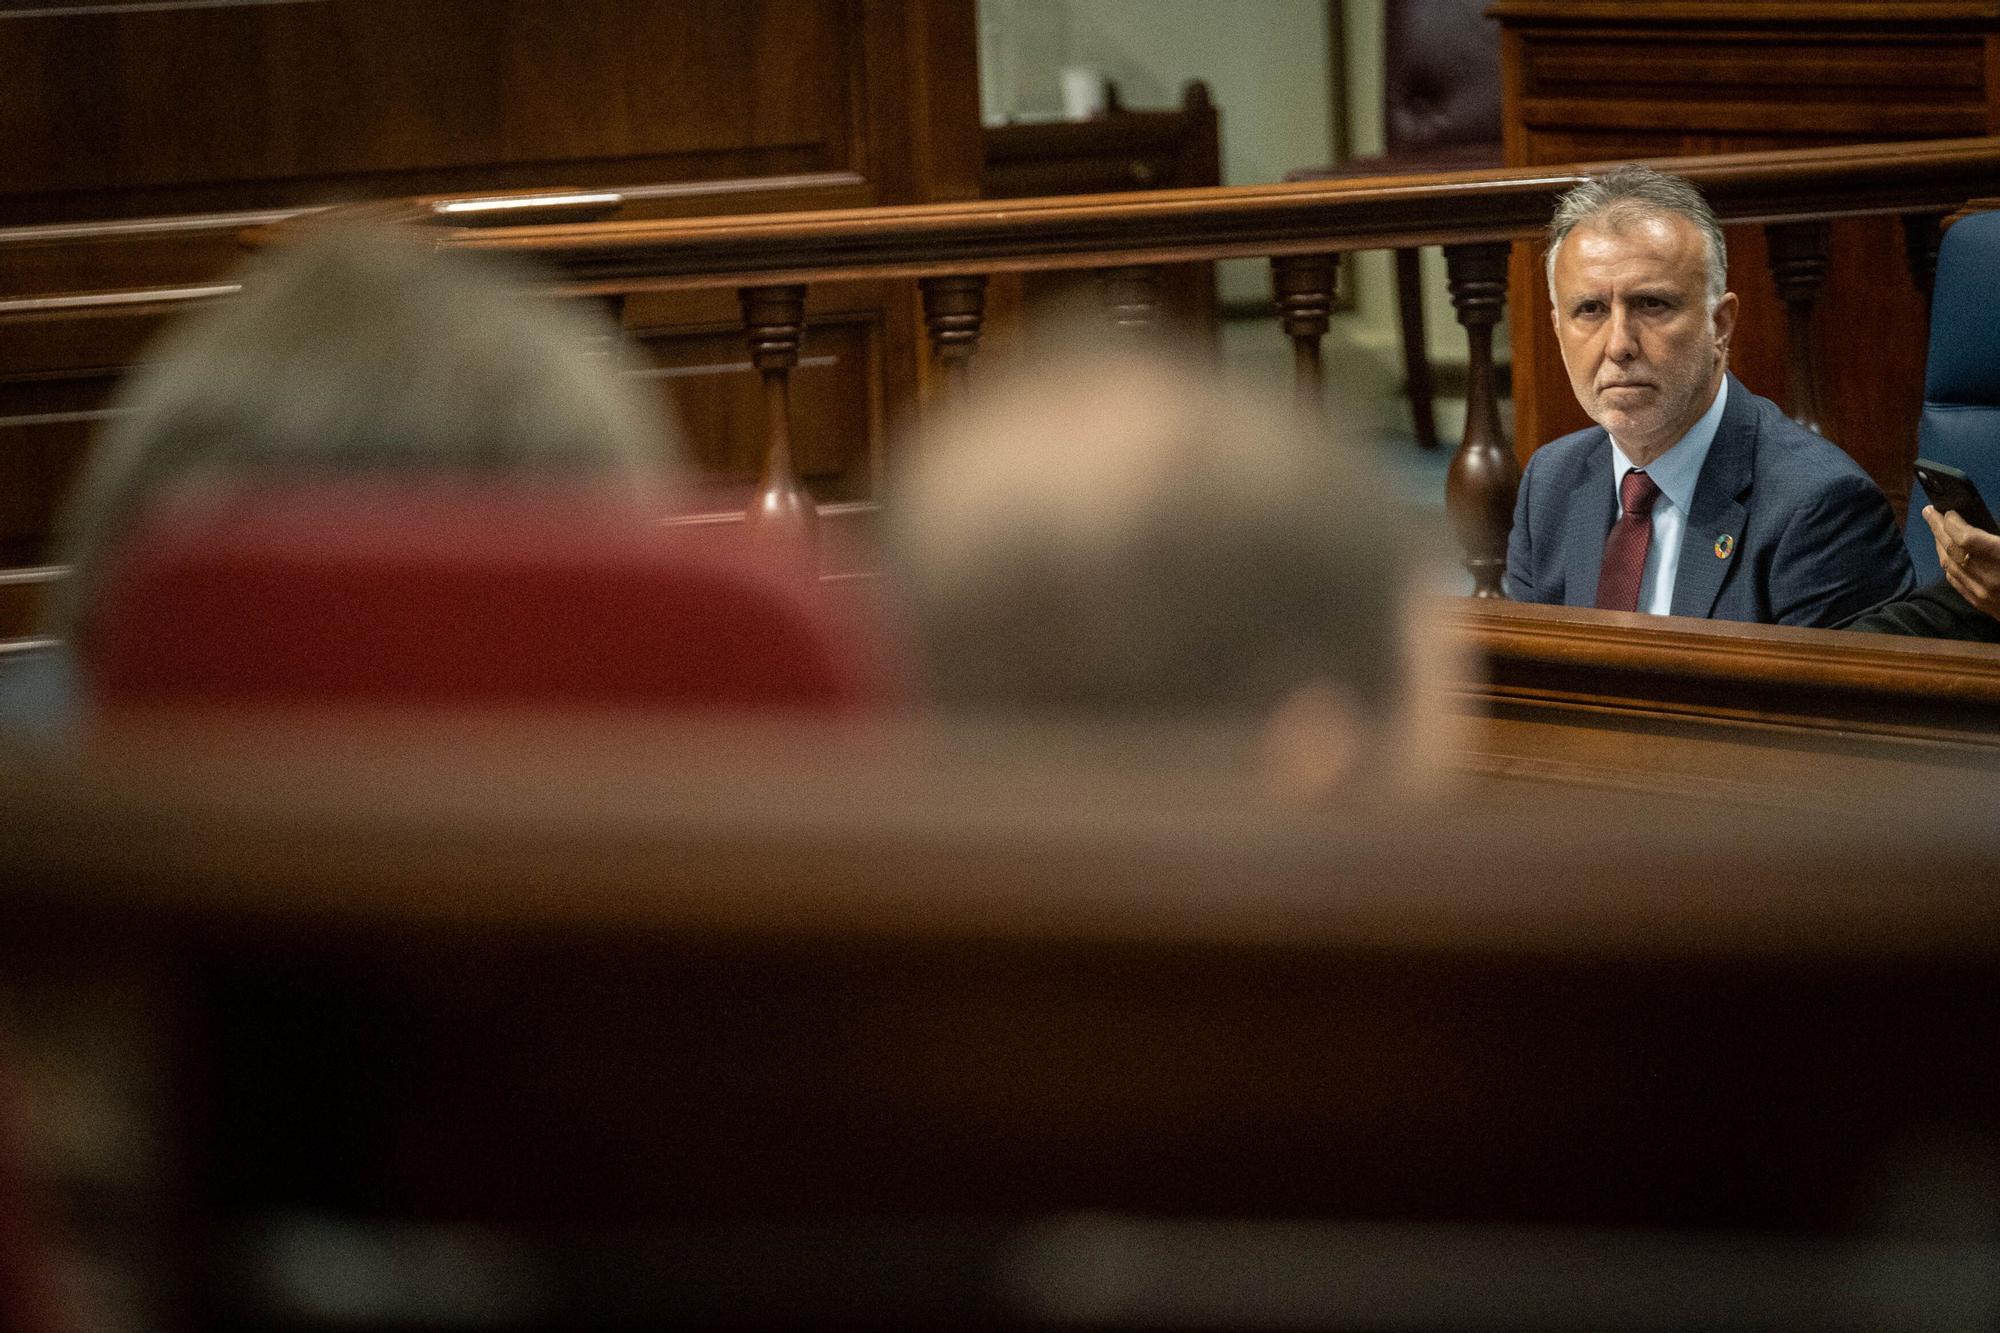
[1384,0,1501,155]
[1906,209,2000,580]
[86,482,894,715]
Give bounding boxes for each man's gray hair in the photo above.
[51,225,686,640]
[1544,164,1729,310]
[884,346,1419,727]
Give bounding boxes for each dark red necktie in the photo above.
[1594,470,1661,612]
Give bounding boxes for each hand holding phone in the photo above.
[1914,459,2000,535]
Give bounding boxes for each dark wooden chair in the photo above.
[1288,0,1501,449]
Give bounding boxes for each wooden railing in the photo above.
[310,135,2000,596]
[3,138,1985,647]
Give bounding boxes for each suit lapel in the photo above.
[1562,433,1617,606]
[1671,375,1754,619]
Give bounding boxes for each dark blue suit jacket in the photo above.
[1503,376,1914,626]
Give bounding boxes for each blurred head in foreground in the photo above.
[52,225,684,645]
[885,342,1448,795]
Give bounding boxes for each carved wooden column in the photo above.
[1903,212,1943,314]
[1443,242,1518,598]
[920,274,987,401]
[1271,253,1335,411]
[1765,221,1830,436]
[738,284,817,546]
[1097,265,1164,334]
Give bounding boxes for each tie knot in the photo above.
[1621,470,1661,518]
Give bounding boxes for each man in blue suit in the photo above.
[1504,165,1912,624]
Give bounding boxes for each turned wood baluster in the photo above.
[1765,221,1830,436]
[1443,242,1519,598]
[737,284,817,546]
[1271,254,1335,411]
[1903,212,1943,314]
[1097,264,1164,334]
[920,274,987,401]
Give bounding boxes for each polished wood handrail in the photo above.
[1451,598,2000,709]
[389,137,2000,290]
[1447,598,2000,763]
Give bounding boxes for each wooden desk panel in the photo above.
[1448,597,2000,807]
[6,713,2000,1325]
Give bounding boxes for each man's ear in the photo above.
[1256,678,1362,802]
[1712,290,1740,358]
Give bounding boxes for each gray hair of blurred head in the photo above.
[51,224,685,641]
[1544,163,1729,311]
[883,343,1419,728]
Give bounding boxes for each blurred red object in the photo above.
[86,482,896,716]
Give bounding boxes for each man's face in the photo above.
[1549,213,1738,465]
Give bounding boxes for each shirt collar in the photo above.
[1609,375,1728,514]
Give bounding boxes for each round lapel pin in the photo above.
[1714,533,1735,559]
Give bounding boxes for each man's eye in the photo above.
[1574,302,1605,317]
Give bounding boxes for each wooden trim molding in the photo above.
[284,136,2000,294]
[1448,598,2000,747]
[1452,598,2000,704]
[1485,1,2000,23]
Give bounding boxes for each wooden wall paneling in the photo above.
[862,0,985,208]
[1495,3,2000,515]
[625,283,892,507]
[0,0,982,636]
[978,87,1225,372]
[0,215,260,298]
[0,570,56,644]
[627,323,879,505]
[0,0,891,224]
[0,288,231,626]
[0,381,99,574]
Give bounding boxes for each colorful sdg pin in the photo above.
[1714,533,1735,559]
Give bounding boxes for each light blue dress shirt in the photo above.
[1609,377,1729,616]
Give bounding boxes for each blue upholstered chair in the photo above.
[1905,209,2000,582]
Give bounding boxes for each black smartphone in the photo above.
[1914,459,2000,535]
